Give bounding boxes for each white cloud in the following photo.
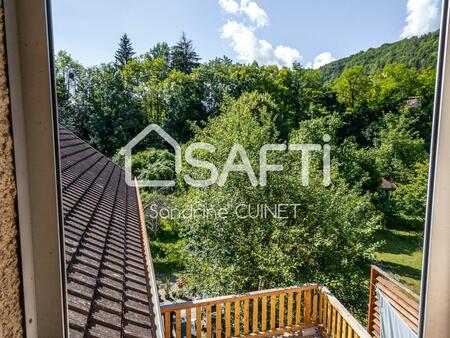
[219,0,300,67]
[401,0,440,38]
[219,0,240,14]
[221,20,301,67]
[240,0,269,27]
[219,0,269,27]
[307,52,336,69]
[275,46,301,67]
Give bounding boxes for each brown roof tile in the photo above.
[59,127,155,337]
[96,297,122,315]
[89,323,122,338]
[124,323,154,338]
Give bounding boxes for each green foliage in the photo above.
[333,139,380,193]
[371,64,420,114]
[123,57,171,123]
[192,57,234,117]
[332,64,435,146]
[391,160,429,227]
[55,51,86,134]
[321,30,439,81]
[80,64,146,156]
[333,66,372,109]
[55,52,148,156]
[148,42,171,63]
[135,149,175,181]
[160,70,206,142]
[366,113,427,227]
[373,113,427,183]
[113,148,175,184]
[175,92,380,317]
[407,67,436,143]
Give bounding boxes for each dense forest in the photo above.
[320,30,439,81]
[56,31,437,319]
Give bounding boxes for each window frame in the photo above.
[4,0,67,336]
[419,0,450,336]
[4,0,450,336]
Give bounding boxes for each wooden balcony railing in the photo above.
[367,266,419,338]
[160,285,370,338]
[320,287,370,338]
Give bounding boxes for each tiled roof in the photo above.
[59,127,156,338]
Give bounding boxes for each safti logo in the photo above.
[122,124,331,188]
[121,124,182,188]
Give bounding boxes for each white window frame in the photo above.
[419,0,450,336]
[4,0,450,336]
[4,0,67,336]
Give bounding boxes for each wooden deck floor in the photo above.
[254,325,324,338]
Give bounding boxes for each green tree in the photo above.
[55,51,86,135]
[371,113,427,226]
[373,113,427,183]
[333,67,377,143]
[124,59,206,143]
[113,148,175,182]
[289,113,343,145]
[149,42,171,62]
[177,92,380,318]
[225,63,335,138]
[123,57,170,123]
[391,160,429,227]
[333,139,380,193]
[407,67,436,144]
[371,64,419,114]
[333,66,372,110]
[171,32,200,73]
[114,34,135,69]
[193,57,234,118]
[80,64,146,156]
[160,70,205,142]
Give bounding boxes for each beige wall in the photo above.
[0,0,24,336]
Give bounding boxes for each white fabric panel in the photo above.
[376,288,417,338]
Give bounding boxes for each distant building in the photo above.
[405,96,422,109]
[381,177,397,191]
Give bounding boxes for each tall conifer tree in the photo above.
[114,34,135,68]
[171,32,200,73]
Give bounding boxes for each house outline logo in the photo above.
[121,124,181,187]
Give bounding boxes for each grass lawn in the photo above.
[148,221,185,275]
[374,228,423,294]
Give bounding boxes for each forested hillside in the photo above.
[55,32,437,320]
[320,30,439,81]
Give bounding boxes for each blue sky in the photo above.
[52,0,442,68]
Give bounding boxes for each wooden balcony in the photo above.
[367,266,420,338]
[160,284,370,338]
